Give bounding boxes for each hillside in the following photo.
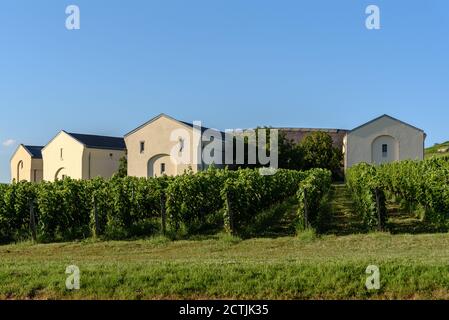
[425,141,449,158]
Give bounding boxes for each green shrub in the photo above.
[297,168,332,232]
[0,168,312,243]
[166,168,229,234]
[346,163,387,231]
[222,169,305,235]
[377,158,449,222]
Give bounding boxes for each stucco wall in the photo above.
[345,116,425,169]
[42,131,84,181]
[82,148,125,179]
[125,115,202,178]
[11,146,32,182]
[10,146,43,183]
[30,159,43,182]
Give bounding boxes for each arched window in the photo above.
[371,135,399,164]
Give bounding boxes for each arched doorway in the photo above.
[147,154,176,177]
[55,167,68,181]
[371,135,399,164]
[16,161,24,182]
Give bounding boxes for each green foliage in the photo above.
[300,131,343,175]
[278,132,304,170]
[346,163,387,230]
[222,169,305,235]
[0,177,168,244]
[297,168,332,232]
[104,176,164,239]
[0,168,330,243]
[36,179,91,241]
[0,182,37,242]
[377,158,449,223]
[115,155,128,178]
[165,167,228,234]
[231,129,341,175]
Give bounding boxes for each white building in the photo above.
[343,114,426,170]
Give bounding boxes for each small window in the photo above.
[160,163,166,175]
[140,141,145,154]
[179,138,184,152]
[382,144,388,158]
[60,148,63,160]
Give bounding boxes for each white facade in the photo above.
[41,131,126,181]
[344,115,426,170]
[125,114,224,178]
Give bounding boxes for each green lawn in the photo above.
[2,232,449,300]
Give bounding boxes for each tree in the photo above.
[116,155,128,178]
[300,132,343,176]
[278,132,303,170]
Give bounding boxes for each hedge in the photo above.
[346,163,387,231]
[0,168,326,244]
[297,168,332,232]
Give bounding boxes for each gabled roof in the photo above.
[11,144,44,161]
[22,145,44,159]
[350,114,425,133]
[65,132,126,151]
[125,113,224,137]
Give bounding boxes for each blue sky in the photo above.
[0,0,448,182]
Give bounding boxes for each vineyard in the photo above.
[2,157,449,246]
[2,159,449,299]
[346,156,449,231]
[0,168,332,244]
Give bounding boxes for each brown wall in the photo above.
[279,128,348,150]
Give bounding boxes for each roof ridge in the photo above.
[67,132,123,139]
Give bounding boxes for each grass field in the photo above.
[1,184,449,300]
[2,232,449,300]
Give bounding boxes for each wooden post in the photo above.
[160,192,167,235]
[375,188,382,232]
[29,199,37,243]
[92,195,99,238]
[225,192,235,235]
[303,189,309,229]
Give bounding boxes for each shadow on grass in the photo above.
[386,205,449,235]
[321,184,367,236]
[238,197,299,239]
[322,184,449,236]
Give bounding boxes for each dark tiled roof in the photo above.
[67,132,126,150]
[23,145,43,159]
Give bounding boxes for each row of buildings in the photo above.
[10,113,426,183]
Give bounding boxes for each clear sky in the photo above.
[1,0,448,182]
